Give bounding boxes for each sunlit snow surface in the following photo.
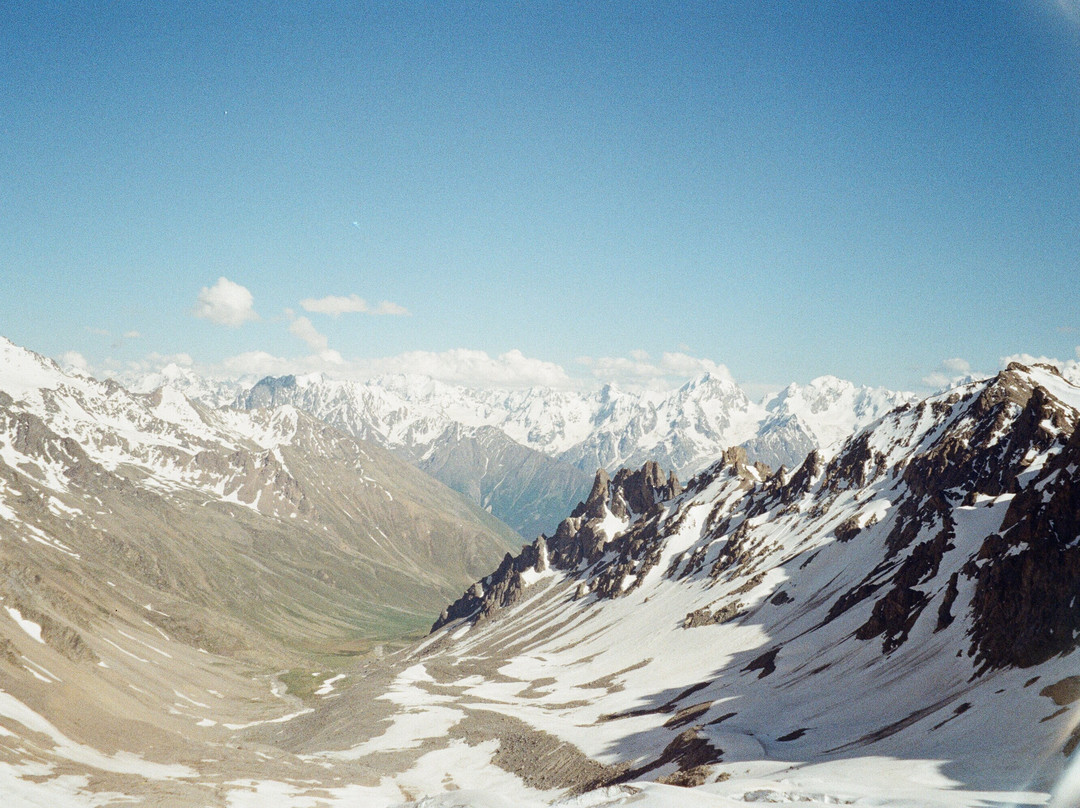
[214,761,1057,808]
[0,341,1077,806]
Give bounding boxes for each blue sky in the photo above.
[2,1,1078,393]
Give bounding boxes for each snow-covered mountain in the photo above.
[123,361,245,408]
[746,374,917,469]
[238,373,597,537]
[234,370,912,536]
[327,360,1078,805]
[238,370,912,478]
[0,336,518,661]
[2,340,1078,806]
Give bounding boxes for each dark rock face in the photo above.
[819,364,1080,664]
[607,461,680,520]
[968,417,1080,669]
[772,449,822,507]
[432,537,548,632]
[822,432,886,493]
[683,601,742,629]
[240,375,298,409]
[857,520,955,652]
[551,462,680,572]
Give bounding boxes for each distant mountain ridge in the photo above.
[237,370,913,476]
[231,369,913,536]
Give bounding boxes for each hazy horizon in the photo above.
[3,2,1078,394]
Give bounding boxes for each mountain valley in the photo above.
[0,338,1077,806]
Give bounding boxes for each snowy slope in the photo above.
[1,344,1077,806]
[300,360,1078,806]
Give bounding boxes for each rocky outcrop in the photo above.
[239,375,299,409]
[822,364,1080,659]
[547,462,680,569]
[433,462,682,629]
[431,537,549,631]
[968,411,1080,669]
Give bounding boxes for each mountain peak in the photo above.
[0,337,68,398]
[679,369,738,394]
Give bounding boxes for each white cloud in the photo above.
[74,351,197,385]
[300,294,409,317]
[920,372,952,389]
[362,349,571,388]
[123,330,142,340]
[577,351,734,389]
[150,351,194,368]
[282,311,345,367]
[921,357,978,390]
[59,351,89,373]
[373,300,409,316]
[212,347,571,389]
[193,277,258,327]
[288,316,329,352]
[1002,352,1066,367]
[220,351,291,378]
[108,342,726,394]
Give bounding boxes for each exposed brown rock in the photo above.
[834,515,863,543]
[1040,677,1080,706]
[657,764,714,787]
[935,572,960,632]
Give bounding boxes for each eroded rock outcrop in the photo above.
[433,462,682,630]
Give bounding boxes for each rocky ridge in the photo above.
[419,362,1080,794]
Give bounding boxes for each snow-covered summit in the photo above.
[0,336,70,398]
[123,362,245,408]
[760,374,917,457]
[234,368,910,480]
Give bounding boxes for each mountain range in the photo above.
[364,359,1078,805]
[234,370,913,538]
[1,334,1077,806]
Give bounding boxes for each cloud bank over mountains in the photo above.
[71,277,1080,395]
